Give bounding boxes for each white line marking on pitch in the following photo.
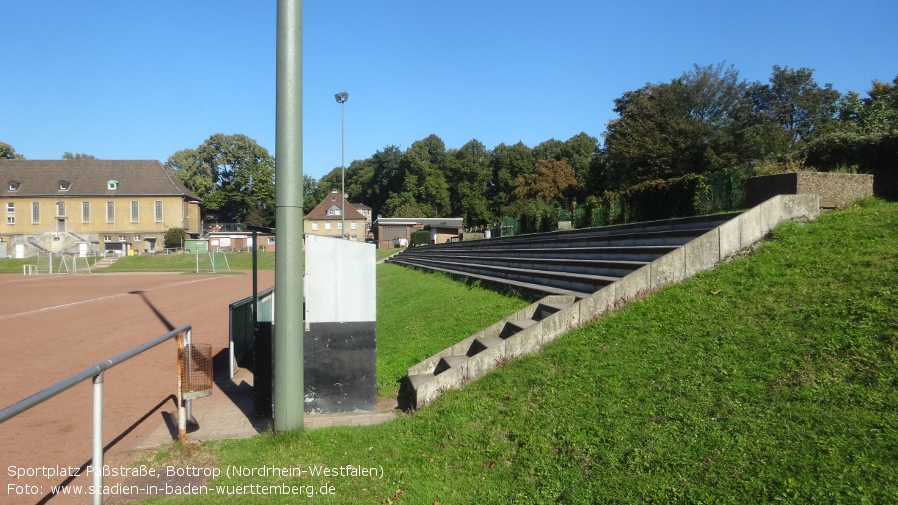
[0,277,222,321]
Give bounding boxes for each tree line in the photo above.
[4,63,896,228]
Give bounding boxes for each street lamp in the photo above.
[335,92,349,238]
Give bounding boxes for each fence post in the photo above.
[91,371,104,505]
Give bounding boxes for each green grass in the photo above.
[376,246,402,262]
[1,245,395,274]
[0,257,32,273]
[376,264,530,396]
[63,200,898,502]
[104,252,276,272]
[0,251,276,273]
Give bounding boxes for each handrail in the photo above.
[0,323,193,505]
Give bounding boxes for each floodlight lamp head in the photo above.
[334,92,349,103]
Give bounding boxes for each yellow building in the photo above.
[0,159,201,257]
[303,190,367,241]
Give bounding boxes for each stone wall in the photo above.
[746,172,874,209]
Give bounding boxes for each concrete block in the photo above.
[578,284,615,324]
[718,217,741,259]
[434,355,468,375]
[414,366,465,406]
[650,247,685,290]
[684,228,720,277]
[781,194,820,221]
[758,194,783,235]
[503,322,543,359]
[614,264,651,303]
[466,341,506,380]
[739,205,764,250]
[747,172,872,209]
[499,318,538,339]
[540,302,581,341]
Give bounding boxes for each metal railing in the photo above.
[0,324,194,505]
[228,287,275,377]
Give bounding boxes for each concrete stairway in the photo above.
[404,295,580,407]
[387,212,741,299]
[398,195,822,409]
[92,257,118,269]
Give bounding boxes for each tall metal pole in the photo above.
[274,0,303,431]
[341,100,345,238]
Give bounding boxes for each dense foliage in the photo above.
[166,133,276,227]
[323,65,896,227]
[4,65,895,226]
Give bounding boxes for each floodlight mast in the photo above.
[335,92,349,237]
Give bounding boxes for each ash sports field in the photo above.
[0,270,274,505]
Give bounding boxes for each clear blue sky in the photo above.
[2,1,896,180]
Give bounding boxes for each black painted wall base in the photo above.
[252,321,377,416]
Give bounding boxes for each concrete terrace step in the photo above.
[499,318,538,339]
[390,257,620,295]
[394,254,648,277]
[385,219,728,299]
[399,245,676,262]
[434,355,468,375]
[386,258,596,299]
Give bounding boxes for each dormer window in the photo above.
[8,181,20,191]
[59,180,71,191]
[107,180,119,190]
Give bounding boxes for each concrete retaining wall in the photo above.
[746,172,872,209]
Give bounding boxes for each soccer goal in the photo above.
[32,252,92,274]
[195,251,231,273]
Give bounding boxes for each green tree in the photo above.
[0,142,24,159]
[370,145,404,215]
[302,174,320,214]
[748,66,841,154]
[448,139,492,226]
[62,152,96,160]
[168,134,275,225]
[167,148,215,201]
[561,132,599,199]
[603,78,705,188]
[489,141,534,214]
[399,135,451,217]
[602,63,754,189]
[859,76,898,133]
[532,138,565,161]
[164,227,185,249]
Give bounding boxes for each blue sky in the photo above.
[2,1,896,180]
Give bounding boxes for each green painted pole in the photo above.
[274,0,303,431]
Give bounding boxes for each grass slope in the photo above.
[145,199,898,503]
[376,264,530,396]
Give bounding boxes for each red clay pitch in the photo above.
[0,270,274,505]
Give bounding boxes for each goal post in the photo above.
[30,252,92,274]
[195,251,231,274]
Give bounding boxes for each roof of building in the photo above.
[0,159,201,201]
[304,190,366,220]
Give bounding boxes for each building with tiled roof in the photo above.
[0,159,202,257]
[303,190,367,241]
